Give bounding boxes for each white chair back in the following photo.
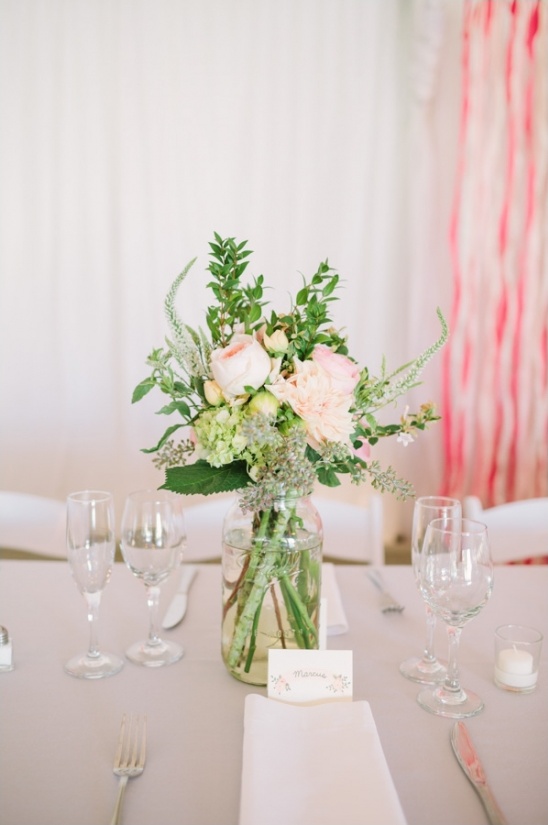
[0,491,66,558]
[463,495,548,564]
[183,497,233,562]
[312,495,384,565]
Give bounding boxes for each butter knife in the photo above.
[162,565,198,629]
[451,722,508,825]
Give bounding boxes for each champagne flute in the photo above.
[65,490,124,679]
[120,490,186,667]
[400,496,461,683]
[417,517,494,717]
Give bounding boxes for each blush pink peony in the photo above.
[311,345,360,394]
[270,359,354,447]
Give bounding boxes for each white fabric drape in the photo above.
[0,0,460,538]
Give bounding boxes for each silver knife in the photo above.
[162,565,198,629]
[451,722,508,825]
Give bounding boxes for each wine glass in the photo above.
[400,496,462,684]
[120,489,186,667]
[417,517,494,718]
[65,490,124,679]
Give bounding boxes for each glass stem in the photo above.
[146,585,162,647]
[85,592,101,660]
[444,625,462,693]
[422,605,437,663]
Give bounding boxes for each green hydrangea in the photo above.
[193,407,249,467]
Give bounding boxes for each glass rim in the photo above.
[495,624,543,643]
[427,517,487,536]
[67,490,112,504]
[415,495,461,508]
[126,488,180,503]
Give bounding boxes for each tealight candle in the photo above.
[494,625,542,693]
[495,648,536,689]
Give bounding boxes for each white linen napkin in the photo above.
[239,694,408,825]
[322,562,349,636]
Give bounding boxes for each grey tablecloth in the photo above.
[0,561,546,825]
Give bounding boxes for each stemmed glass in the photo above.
[400,496,462,684]
[120,489,186,667]
[417,517,494,718]
[65,490,124,679]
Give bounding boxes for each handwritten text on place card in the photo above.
[268,649,353,704]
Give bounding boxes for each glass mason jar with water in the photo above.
[221,490,322,685]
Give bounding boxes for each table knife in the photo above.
[162,565,198,629]
[451,721,508,825]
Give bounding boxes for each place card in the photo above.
[268,649,353,704]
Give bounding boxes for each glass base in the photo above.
[400,655,447,685]
[126,638,184,668]
[64,651,124,680]
[417,684,484,718]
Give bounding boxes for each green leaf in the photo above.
[156,400,191,418]
[161,460,251,495]
[322,275,339,296]
[296,287,308,305]
[248,304,262,323]
[132,378,156,403]
[315,466,341,487]
[141,423,184,454]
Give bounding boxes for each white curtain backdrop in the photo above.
[0,0,461,540]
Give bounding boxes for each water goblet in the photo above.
[120,490,186,667]
[400,496,462,684]
[65,490,124,679]
[417,517,494,718]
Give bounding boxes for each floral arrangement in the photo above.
[134,234,447,500]
[133,233,448,682]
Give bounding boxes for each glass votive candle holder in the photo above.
[494,625,543,693]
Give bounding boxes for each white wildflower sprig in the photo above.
[362,308,448,411]
[164,257,210,378]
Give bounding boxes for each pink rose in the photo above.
[210,334,271,398]
[270,359,354,447]
[311,345,360,395]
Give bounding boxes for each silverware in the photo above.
[451,721,508,825]
[162,564,198,629]
[110,714,147,825]
[366,569,405,613]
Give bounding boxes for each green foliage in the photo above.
[162,460,250,495]
[205,234,266,346]
[132,233,449,500]
[277,261,348,360]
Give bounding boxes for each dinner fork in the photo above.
[110,714,147,825]
[366,569,405,613]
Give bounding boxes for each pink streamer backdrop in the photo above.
[442,0,548,506]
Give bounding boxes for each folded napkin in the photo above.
[239,695,407,825]
[322,562,349,636]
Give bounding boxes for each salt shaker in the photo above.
[0,625,14,672]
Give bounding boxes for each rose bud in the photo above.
[263,329,289,354]
[248,390,279,418]
[204,379,223,406]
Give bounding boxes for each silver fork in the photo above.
[366,569,405,613]
[110,714,147,825]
